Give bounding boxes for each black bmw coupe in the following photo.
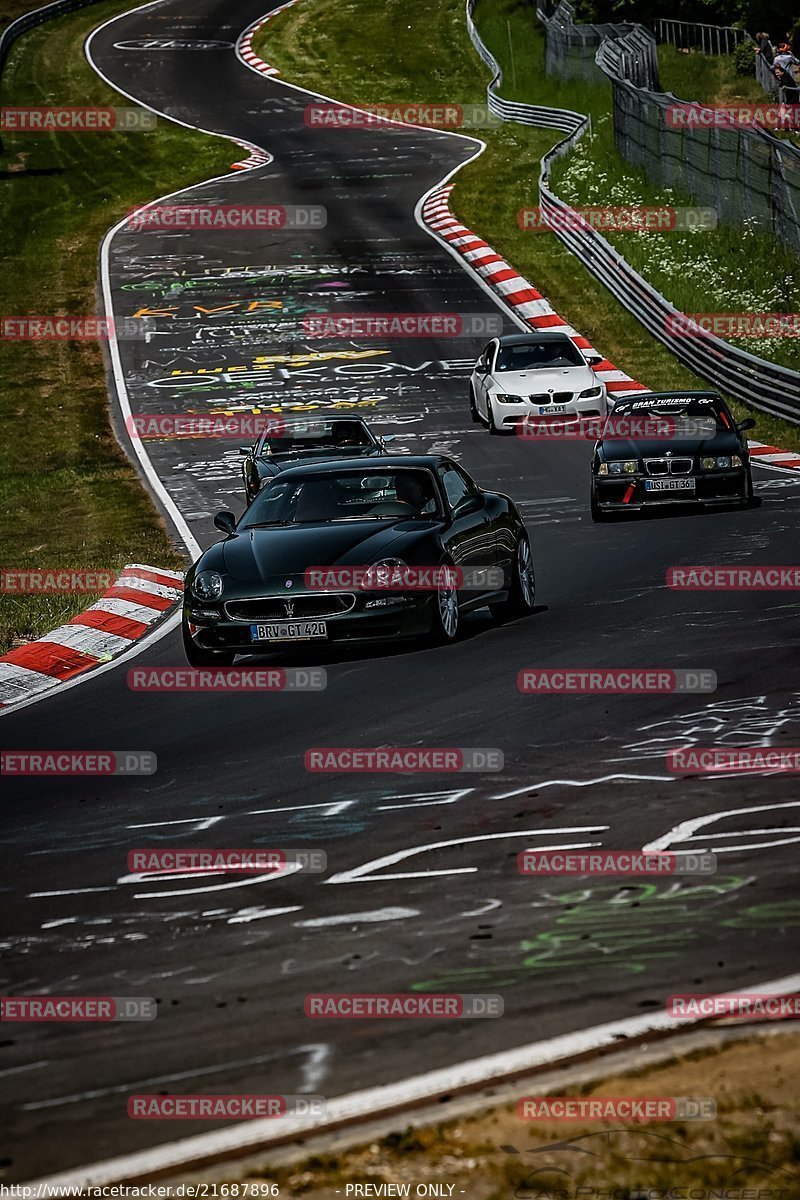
[240,416,389,504]
[183,456,535,665]
[591,391,756,521]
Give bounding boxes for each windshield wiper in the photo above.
[241,520,292,529]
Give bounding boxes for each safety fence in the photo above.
[465,0,586,132]
[463,0,800,422]
[650,16,777,94]
[651,18,749,55]
[535,2,800,256]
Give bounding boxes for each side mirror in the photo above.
[474,361,489,375]
[453,494,483,518]
[737,417,756,432]
[379,434,396,446]
[238,445,252,456]
[585,353,603,366]
[214,510,237,535]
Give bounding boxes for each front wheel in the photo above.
[590,487,610,523]
[182,614,235,667]
[427,563,460,644]
[469,386,481,424]
[490,535,536,621]
[487,398,502,435]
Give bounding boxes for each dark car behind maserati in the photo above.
[240,416,388,503]
[183,456,535,665]
[591,391,755,520]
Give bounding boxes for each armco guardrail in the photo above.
[465,0,585,133]
[463,0,800,423]
[0,0,106,151]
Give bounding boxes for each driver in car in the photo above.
[395,473,437,515]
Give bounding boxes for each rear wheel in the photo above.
[182,614,235,667]
[491,535,536,621]
[427,563,460,644]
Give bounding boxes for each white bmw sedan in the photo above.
[469,332,608,434]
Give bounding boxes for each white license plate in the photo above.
[539,404,567,414]
[251,621,328,642]
[645,478,696,492]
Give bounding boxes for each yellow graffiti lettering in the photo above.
[132,306,178,319]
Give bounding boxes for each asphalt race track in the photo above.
[3,0,800,1181]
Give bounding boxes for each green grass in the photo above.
[0,0,235,653]
[657,42,765,105]
[254,0,800,452]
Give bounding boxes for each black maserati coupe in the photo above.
[183,456,535,664]
[239,416,389,504]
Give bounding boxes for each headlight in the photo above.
[493,393,526,403]
[579,385,603,398]
[191,570,224,600]
[701,456,738,470]
[361,558,408,591]
[597,462,609,476]
[609,460,638,475]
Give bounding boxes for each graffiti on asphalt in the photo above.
[410,877,757,991]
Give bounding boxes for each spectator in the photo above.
[755,31,775,65]
[773,42,800,103]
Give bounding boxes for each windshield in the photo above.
[495,340,585,371]
[241,468,442,526]
[260,420,372,457]
[612,397,730,438]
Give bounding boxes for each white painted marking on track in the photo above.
[644,801,800,855]
[325,829,606,884]
[491,773,674,800]
[227,905,302,924]
[295,907,420,927]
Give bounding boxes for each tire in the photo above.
[469,386,481,424]
[182,613,235,667]
[590,487,610,523]
[487,398,501,435]
[427,563,460,644]
[490,534,536,621]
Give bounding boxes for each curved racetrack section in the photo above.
[2,0,800,1180]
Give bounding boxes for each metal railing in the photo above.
[0,0,106,152]
[651,18,749,56]
[462,0,800,423]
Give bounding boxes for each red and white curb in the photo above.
[746,439,800,469]
[231,3,302,168]
[0,565,183,710]
[422,183,648,403]
[422,184,800,469]
[238,0,301,80]
[231,137,272,171]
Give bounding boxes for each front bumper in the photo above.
[593,469,749,510]
[494,396,606,428]
[184,592,434,653]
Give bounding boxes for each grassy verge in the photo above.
[254,0,800,452]
[657,42,765,105]
[0,0,234,654]
[220,1032,800,1194]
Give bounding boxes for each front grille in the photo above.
[530,392,573,405]
[225,594,356,621]
[644,457,694,476]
